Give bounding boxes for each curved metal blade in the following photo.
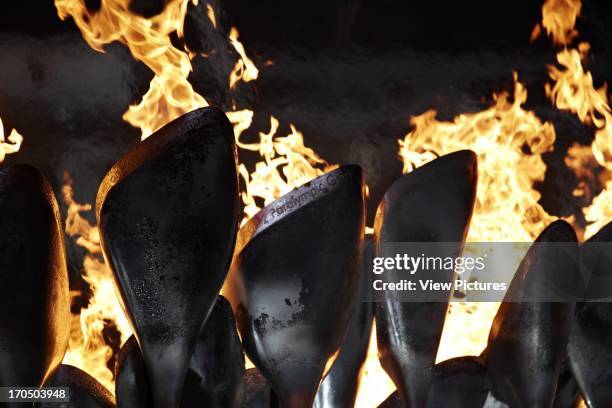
[487,220,579,407]
[115,296,245,408]
[36,365,115,408]
[0,164,70,394]
[225,165,365,408]
[567,222,612,408]
[314,238,374,408]
[97,107,240,408]
[374,150,478,407]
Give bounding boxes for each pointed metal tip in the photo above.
[536,220,577,243]
[96,106,237,220]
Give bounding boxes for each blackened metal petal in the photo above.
[225,165,365,408]
[487,220,579,407]
[0,164,70,393]
[115,296,245,408]
[314,238,374,408]
[426,356,488,408]
[97,107,240,408]
[115,336,150,408]
[182,295,245,408]
[567,222,612,408]
[373,151,478,407]
[35,364,115,408]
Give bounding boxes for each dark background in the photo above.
[1,0,612,285]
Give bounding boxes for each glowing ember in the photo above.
[0,116,24,163]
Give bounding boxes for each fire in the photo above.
[362,73,558,407]
[540,0,582,46]
[55,0,208,140]
[399,74,556,243]
[0,117,24,163]
[61,172,132,391]
[229,27,260,90]
[51,0,610,405]
[236,116,336,224]
[541,0,612,238]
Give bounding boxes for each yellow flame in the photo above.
[399,74,556,243]
[373,74,556,407]
[541,0,582,46]
[61,172,132,391]
[543,0,611,238]
[229,27,260,90]
[206,4,217,28]
[237,116,336,224]
[54,0,208,140]
[0,117,24,163]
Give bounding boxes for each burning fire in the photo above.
[55,0,207,140]
[0,117,23,163]
[61,173,132,390]
[41,0,610,405]
[236,116,336,224]
[366,0,608,405]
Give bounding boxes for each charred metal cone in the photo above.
[182,295,246,408]
[567,222,612,407]
[487,220,579,407]
[97,107,240,408]
[427,356,488,408]
[314,238,374,408]
[374,150,478,407]
[225,165,366,408]
[35,365,115,408]
[115,295,245,408]
[0,164,70,396]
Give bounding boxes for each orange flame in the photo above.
[55,0,208,140]
[542,0,611,238]
[53,0,608,405]
[61,172,132,391]
[364,74,558,407]
[229,27,260,90]
[0,116,24,163]
[54,0,331,392]
[541,0,582,46]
